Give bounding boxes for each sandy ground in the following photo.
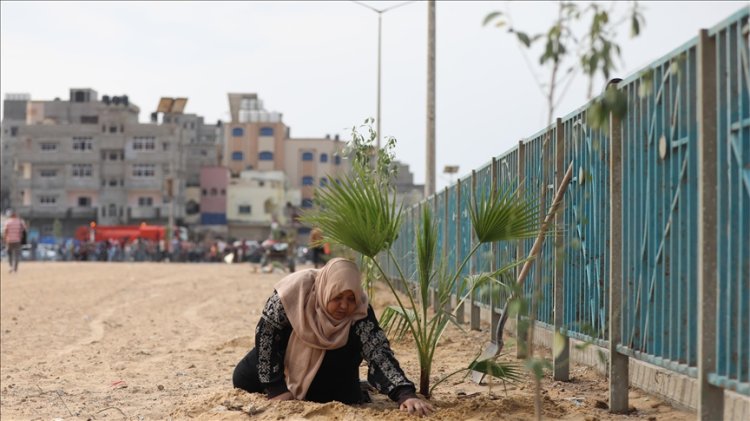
[0,262,691,420]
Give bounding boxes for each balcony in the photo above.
[127,206,162,220]
[16,206,98,220]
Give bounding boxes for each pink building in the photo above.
[200,166,229,225]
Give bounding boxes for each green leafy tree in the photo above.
[484,3,645,419]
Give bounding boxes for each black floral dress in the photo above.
[233,291,417,404]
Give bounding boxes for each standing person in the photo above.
[309,227,325,269]
[3,209,27,274]
[232,258,434,416]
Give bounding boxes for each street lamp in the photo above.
[351,1,416,150]
[443,165,459,186]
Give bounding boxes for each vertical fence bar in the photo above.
[470,169,481,331]
[697,28,723,420]
[455,180,465,324]
[431,194,439,312]
[490,157,500,341]
[516,140,528,358]
[553,118,570,381]
[609,87,629,413]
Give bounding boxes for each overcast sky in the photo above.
[1,1,746,190]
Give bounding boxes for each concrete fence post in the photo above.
[490,157,501,341]
[516,140,528,358]
[455,180,465,324]
[553,118,570,381]
[470,169,481,331]
[608,84,629,413]
[697,28,723,421]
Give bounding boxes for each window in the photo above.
[133,136,156,150]
[259,151,274,161]
[201,189,207,196]
[40,169,57,178]
[334,155,341,165]
[259,127,274,136]
[138,197,153,207]
[302,176,314,186]
[319,177,328,187]
[232,127,244,137]
[72,137,93,151]
[220,189,226,195]
[108,179,118,187]
[72,164,93,177]
[163,142,170,151]
[301,198,314,208]
[302,152,314,161]
[132,164,155,177]
[238,205,251,214]
[10,126,18,136]
[231,151,244,161]
[39,195,57,205]
[320,153,328,163]
[210,188,218,196]
[80,116,98,124]
[40,143,58,152]
[108,204,117,216]
[78,197,91,207]
[109,126,117,133]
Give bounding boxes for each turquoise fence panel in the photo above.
[709,9,750,396]
[446,185,458,278]
[435,190,446,275]
[521,127,556,326]
[495,147,519,307]
[458,176,473,279]
[619,36,700,376]
[475,162,494,278]
[561,109,611,341]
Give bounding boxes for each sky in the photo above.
[1,1,746,191]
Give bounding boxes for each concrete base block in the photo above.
[493,314,750,419]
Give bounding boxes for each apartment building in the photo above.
[283,135,347,210]
[0,93,29,211]
[5,89,215,237]
[226,170,301,240]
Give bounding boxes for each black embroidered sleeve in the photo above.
[355,306,417,403]
[256,290,292,397]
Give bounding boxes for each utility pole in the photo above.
[425,0,436,196]
[377,12,382,150]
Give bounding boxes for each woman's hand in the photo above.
[399,397,434,417]
[270,391,294,401]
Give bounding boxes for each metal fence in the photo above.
[380,7,749,417]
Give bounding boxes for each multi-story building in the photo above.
[221,93,350,237]
[283,134,348,210]
[1,93,29,212]
[5,88,216,237]
[225,170,301,240]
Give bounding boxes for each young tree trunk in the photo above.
[420,367,431,398]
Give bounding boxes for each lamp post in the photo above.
[443,165,459,186]
[351,1,416,151]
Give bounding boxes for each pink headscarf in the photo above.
[274,258,369,399]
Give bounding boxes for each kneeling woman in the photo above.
[233,258,433,416]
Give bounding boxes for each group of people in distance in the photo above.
[3,215,433,416]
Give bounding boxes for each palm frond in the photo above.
[416,206,437,309]
[470,182,542,244]
[300,168,402,258]
[379,305,417,341]
[470,358,524,383]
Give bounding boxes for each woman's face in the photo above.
[326,289,357,320]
